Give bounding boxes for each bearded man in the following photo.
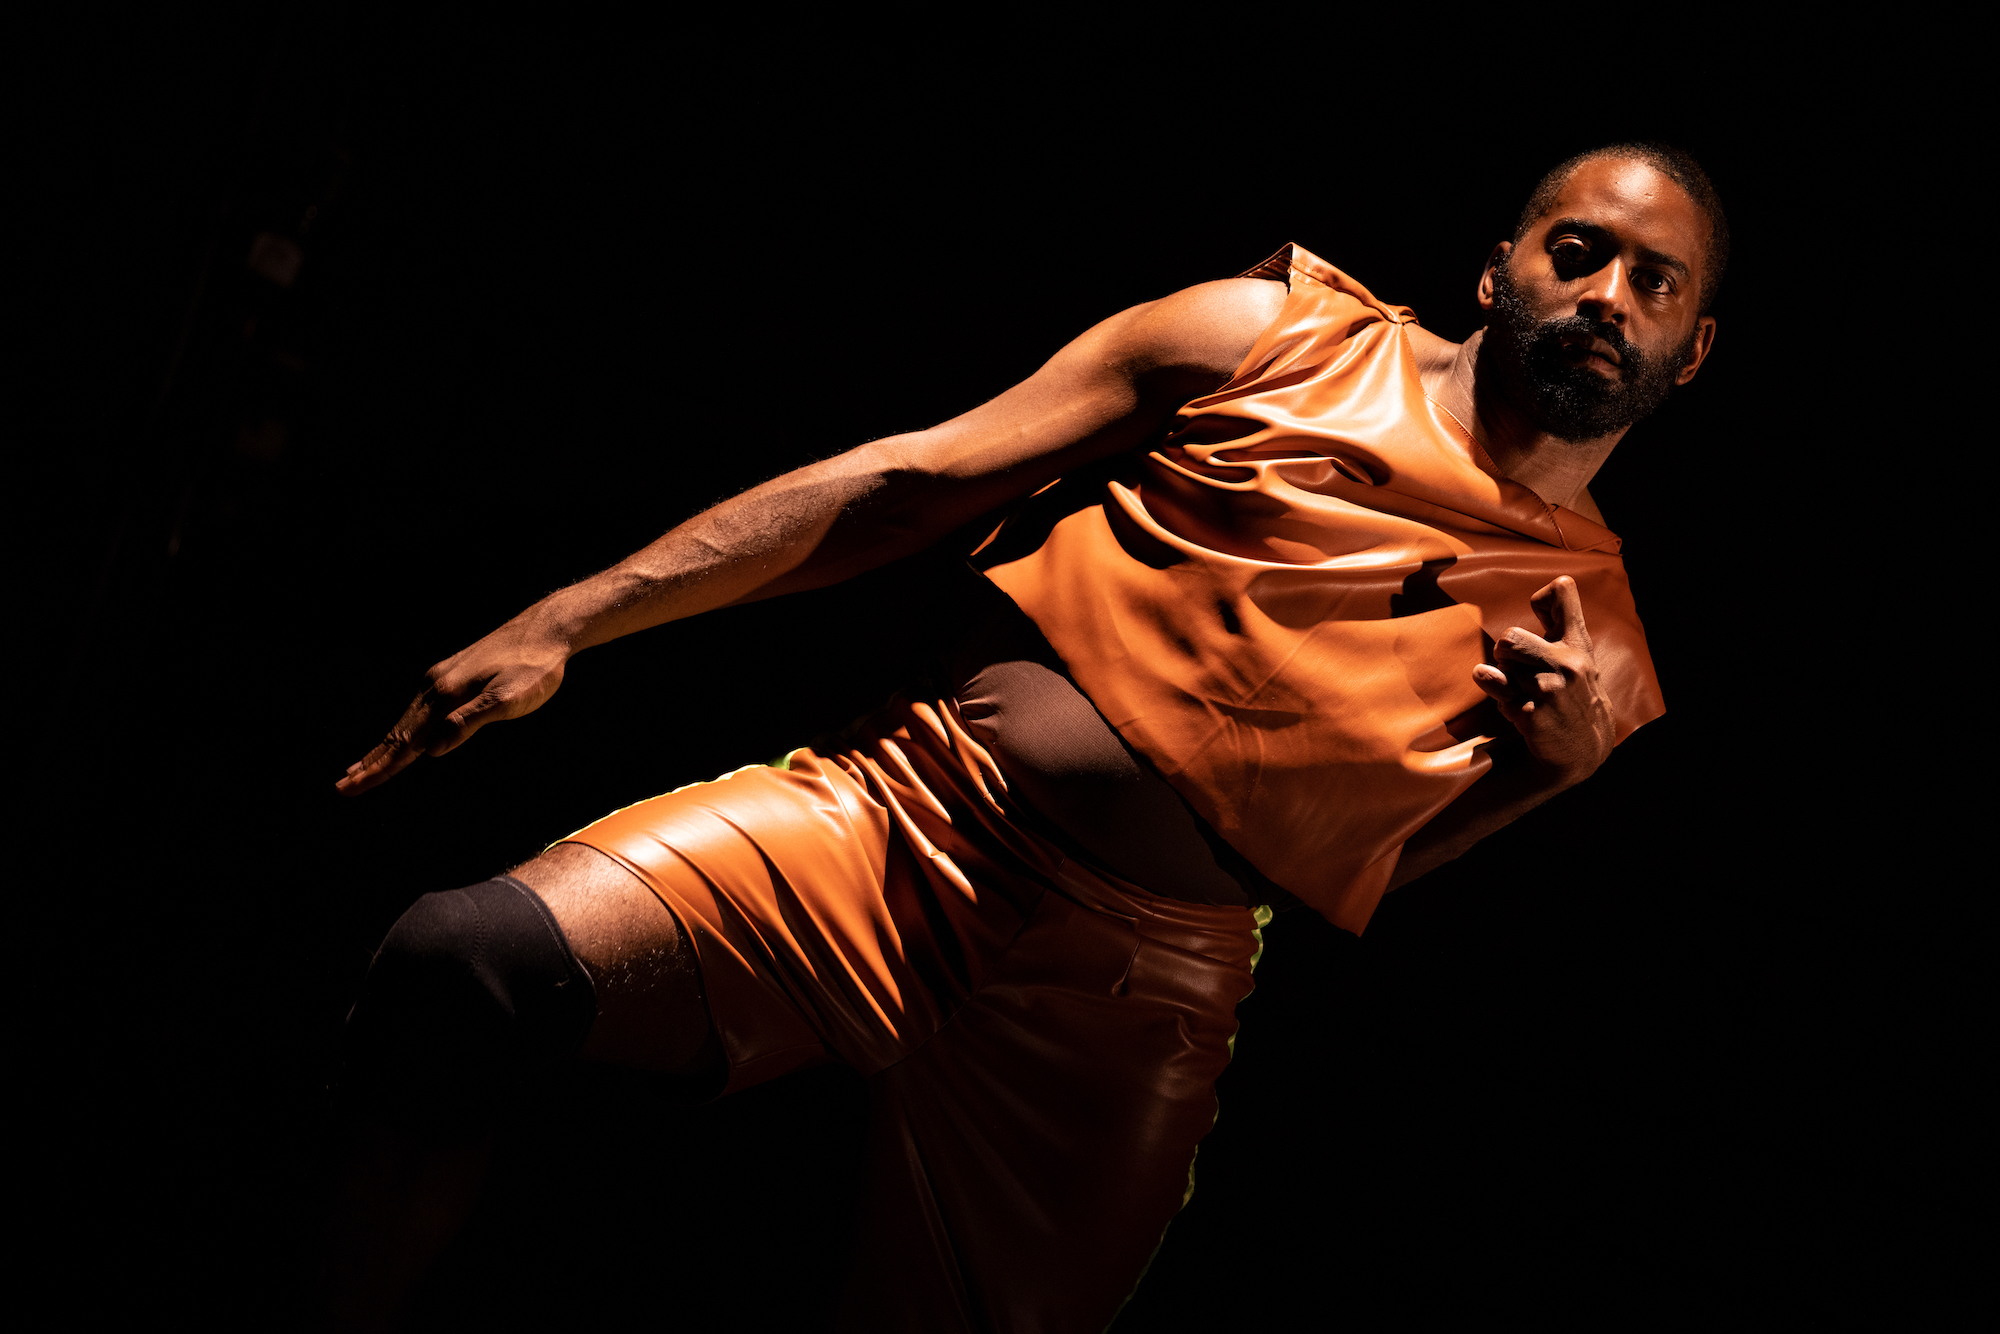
[324,141,1726,1331]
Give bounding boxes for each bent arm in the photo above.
[1389,575,1620,890]
[534,280,1278,649]
[339,277,1288,794]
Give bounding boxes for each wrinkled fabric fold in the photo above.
[561,695,1260,1332]
[978,243,1665,933]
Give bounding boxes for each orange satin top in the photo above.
[978,244,1665,933]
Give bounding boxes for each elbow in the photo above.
[842,434,973,534]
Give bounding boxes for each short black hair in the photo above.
[1513,142,1731,313]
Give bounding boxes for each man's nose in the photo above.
[1576,258,1632,326]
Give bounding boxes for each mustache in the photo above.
[1528,314,1643,381]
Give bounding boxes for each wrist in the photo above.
[1523,750,1600,792]
[521,584,599,655]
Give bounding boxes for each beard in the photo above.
[1483,259,1696,442]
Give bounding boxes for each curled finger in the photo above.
[337,686,450,793]
[1493,626,1558,666]
[1471,663,1532,727]
[337,730,425,794]
[1531,576,1592,647]
[427,686,509,756]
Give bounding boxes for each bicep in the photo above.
[706,277,1286,602]
[879,277,1288,505]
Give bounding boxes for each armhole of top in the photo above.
[1214,247,1308,390]
[1233,243,1298,287]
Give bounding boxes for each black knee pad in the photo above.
[343,876,597,1132]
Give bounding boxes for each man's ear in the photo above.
[1675,316,1718,386]
[1476,241,1513,312]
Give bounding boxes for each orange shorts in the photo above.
[561,694,1264,1333]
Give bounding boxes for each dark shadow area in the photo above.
[407,1064,870,1329]
[1391,557,1458,618]
[26,12,1958,1328]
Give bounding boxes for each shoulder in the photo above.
[1401,321,1463,383]
[1104,278,1289,381]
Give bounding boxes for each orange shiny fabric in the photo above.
[979,244,1665,934]
[561,697,1261,1332]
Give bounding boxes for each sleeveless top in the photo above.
[975,244,1665,934]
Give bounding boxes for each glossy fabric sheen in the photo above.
[561,697,1260,1331]
[979,244,1665,933]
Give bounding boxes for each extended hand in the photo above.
[1470,575,1616,787]
[336,614,570,796]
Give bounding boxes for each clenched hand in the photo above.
[336,613,571,795]
[1471,575,1617,786]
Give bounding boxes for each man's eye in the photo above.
[1636,271,1672,293]
[1549,240,1594,276]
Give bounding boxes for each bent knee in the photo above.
[343,877,597,1129]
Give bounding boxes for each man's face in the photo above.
[1480,157,1717,442]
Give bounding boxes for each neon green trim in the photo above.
[1248,903,1272,974]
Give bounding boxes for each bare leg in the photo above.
[510,842,722,1077]
[319,844,720,1330]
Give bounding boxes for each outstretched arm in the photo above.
[1388,576,1619,889]
[338,277,1288,794]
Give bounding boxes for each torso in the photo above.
[941,572,1263,908]
[975,244,1662,931]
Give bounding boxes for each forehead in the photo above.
[1539,158,1706,272]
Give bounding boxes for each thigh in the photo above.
[509,843,720,1079]
[557,751,1038,1091]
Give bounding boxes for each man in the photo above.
[326,142,1724,1330]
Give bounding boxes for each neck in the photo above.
[1429,328,1627,516]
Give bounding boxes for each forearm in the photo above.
[1388,748,1583,890]
[525,437,976,654]
[495,279,1296,661]
[512,281,1297,658]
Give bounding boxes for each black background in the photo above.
[29,10,1959,1328]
